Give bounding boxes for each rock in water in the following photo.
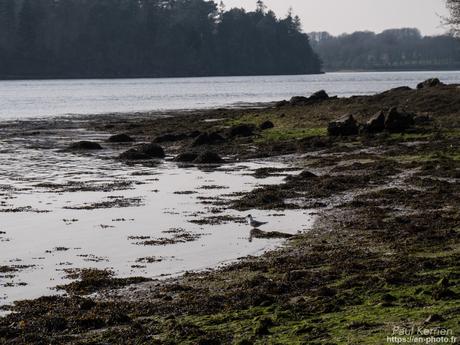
[259,121,275,130]
[119,143,165,160]
[193,151,223,164]
[142,143,166,157]
[364,111,386,134]
[174,152,199,163]
[417,78,444,89]
[309,90,329,101]
[328,115,359,136]
[107,134,134,143]
[67,141,103,150]
[384,108,415,133]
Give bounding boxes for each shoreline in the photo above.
[0,82,459,344]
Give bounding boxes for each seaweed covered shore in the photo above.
[1,81,459,344]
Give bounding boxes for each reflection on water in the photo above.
[0,71,459,119]
[0,126,315,306]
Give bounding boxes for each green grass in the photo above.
[153,261,460,345]
[257,127,327,142]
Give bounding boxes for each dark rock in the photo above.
[153,133,188,143]
[119,143,165,160]
[142,143,165,157]
[259,121,275,130]
[275,100,289,107]
[107,134,134,143]
[228,124,256,138]
[384,108,415,133]
[363,111,386,134]
[118,149,149,160]
[327,114,359,136]
[67,141,103,151]
[383,86,412,94]
[309,90,329,101]
[191,132,225,147]
[174,152,199,163]
[193,151,223,164]
[289,96,309,106]
[417,78,444,89]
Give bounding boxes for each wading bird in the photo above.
[246,215,268,229]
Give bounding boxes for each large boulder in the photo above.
[309,90,329,101]
[67,141,103,151]
[363,111,386,134]
[193,151,223,164]
[275,100,289,107]
[228,124,256,138]
[328,115,359,136]
[191,132,225,147]
[384,108,415,133]
[107,134,134,143]
[119,143,165,160]
[174,152,199,163]
[289,96,309,106]
[417,78,444,89]
[259,121,275,130]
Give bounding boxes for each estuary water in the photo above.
[0,71,460,120]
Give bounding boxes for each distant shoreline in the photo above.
[0,71,326,82]
[2,69,460,82]
[324,66,460,73]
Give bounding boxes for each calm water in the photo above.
[1,71,460,120]
[0,124,314,306]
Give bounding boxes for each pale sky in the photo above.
[222,0,450,36]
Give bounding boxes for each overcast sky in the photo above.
[222,0,449,36]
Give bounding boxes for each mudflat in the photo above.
[0,83,459,344]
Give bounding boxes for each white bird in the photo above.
[246,214,268,228]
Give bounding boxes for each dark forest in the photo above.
[0,0,322,79]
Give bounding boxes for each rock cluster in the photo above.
[328,107,416,136]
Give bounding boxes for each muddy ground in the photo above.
[0,83,459,344]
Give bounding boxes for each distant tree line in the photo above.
[309,28,460,71]
[0,0,321,79]
[446,0,460,35]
